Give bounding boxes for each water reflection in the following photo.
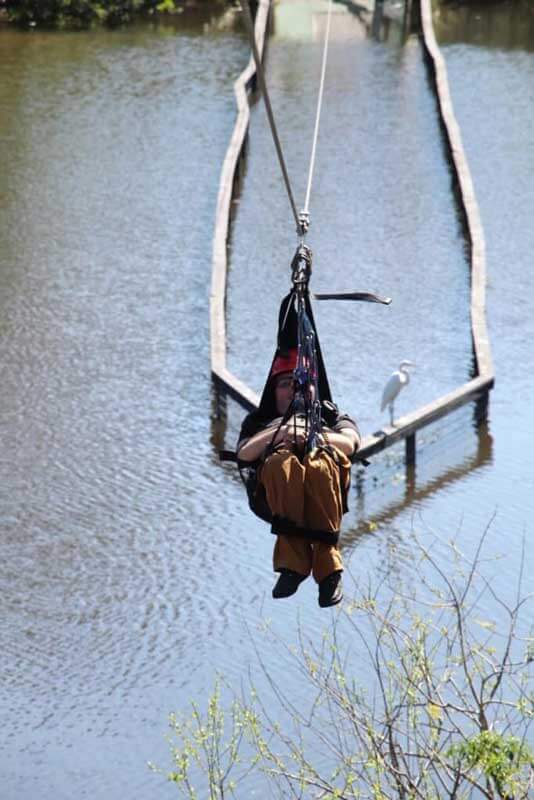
[434,0,534,51]
[334,0,417,43]
[272,0,415,44]
[345,415,493,546]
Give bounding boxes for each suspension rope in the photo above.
[240,0,334,238]
[240,0,302,234]
[302,0,333,221]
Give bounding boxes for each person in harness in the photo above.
[229,242,389,606]
[236,268,361,607]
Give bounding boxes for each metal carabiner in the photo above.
[298,210,310,240]
[291,243,312,289]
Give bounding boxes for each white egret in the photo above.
[380,360,415,426]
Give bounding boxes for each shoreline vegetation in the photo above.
[0,0,237,29]
[154,529,534,799]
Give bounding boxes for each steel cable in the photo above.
[240,0,301,233]
[240,0,334,238]
[302,0,333,222]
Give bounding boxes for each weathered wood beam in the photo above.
[212,367,260,412]
[358,374,494,460]
[210,1,271,393]
[420,0,494,383]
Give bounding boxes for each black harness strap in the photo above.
[219,447,369,467]
[220,450,239,463]
[271,515,339,546]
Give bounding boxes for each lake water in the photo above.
[0,1,532,797]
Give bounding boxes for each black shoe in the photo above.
[272,569,307,599]
[318,571,343,608]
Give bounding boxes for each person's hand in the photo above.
[283,427,305,448]
[281,417,308,448]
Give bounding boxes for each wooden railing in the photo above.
[210,0,268,413]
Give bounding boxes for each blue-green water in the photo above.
[0,2,532,798]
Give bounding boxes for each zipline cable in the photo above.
[302,0,333,222]
[240,0,302,234]
[240,0,334,238]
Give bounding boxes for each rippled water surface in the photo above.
[0,10,253,799]
[1,1,533,798]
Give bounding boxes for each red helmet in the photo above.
[270,348,298,379]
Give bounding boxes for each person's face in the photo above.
[274,372,316,415]
[274,372,295,415]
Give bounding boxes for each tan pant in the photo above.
[259,447,351,584]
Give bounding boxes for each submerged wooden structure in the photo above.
[210,0,494,467]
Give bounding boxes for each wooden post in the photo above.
[406,432,416,467]
[213,383,227,421]
[405,462,416,501]
[475,418,493,464]
[402,0,412,40]
[210,385,228,454]
[474,389,489,425]
[410,0,421,33]
[371,0,384,40]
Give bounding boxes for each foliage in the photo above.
[149,680,253,800]
[155,527,534,799]
[4,0,188,28]
[448,731,533,798]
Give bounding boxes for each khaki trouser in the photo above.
[258,447,351,584]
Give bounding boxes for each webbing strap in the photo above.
[219,450,239,462]
[271,515,339,545]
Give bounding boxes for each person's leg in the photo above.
[311,542,343,584]
[258,449,311,596]
[273,534,312,577]
[259,448,306,527]
[303,448,350,546]
[303,448,351,605]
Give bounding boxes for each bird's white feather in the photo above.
[380,361,415,412]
